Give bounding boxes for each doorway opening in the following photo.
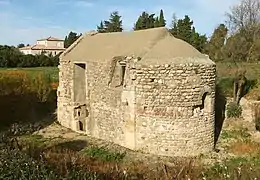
[74,63,86,103]
[78,121,84,131]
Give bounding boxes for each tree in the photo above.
[97,21,106,33]
[190,27,207,53]
[154,17,160,27]
[205,24,228,60]
[248,38,260,61]
[170,15,193,43]
[222,0,260,62]
[135,12,146,30]
[170,15,207,52]
[100,11,123,33]
[64,31,81,48]
[158,9,166,27]
[134,10,166,30]
[222,32,252,61]
[17,44,25,48]
[134,12,151,30]
[226,0,260,36]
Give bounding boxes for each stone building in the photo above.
[57,27,216,157]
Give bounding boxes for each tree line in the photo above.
[95,0,260,62]
[1,0,260,68]
[205,0,260,62]
[0,45,59,68]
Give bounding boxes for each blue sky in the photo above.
[0,0,239,46]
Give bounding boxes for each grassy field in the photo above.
[1,62,260,81]
[0,62,259,98]
[0,67,59,83]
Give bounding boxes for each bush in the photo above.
[0,149,59,179]
[217,78,233,97]
[226,102,242,118]
[0,71,56,129]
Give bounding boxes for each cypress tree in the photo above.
[158,9,166,27]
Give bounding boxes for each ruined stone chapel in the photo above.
[57,27,216,157]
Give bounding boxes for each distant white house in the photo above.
[19,36,65,56]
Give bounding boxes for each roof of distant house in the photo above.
[19,44,65,51]
[19,46,32,50]
[37,36,64,41]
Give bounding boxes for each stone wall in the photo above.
[86,61,125,142]
[133,62,216,156]
[57,58,127,144]
[57,56,216,157]
[57,60,74,129]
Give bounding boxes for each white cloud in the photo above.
[75,0,94,7]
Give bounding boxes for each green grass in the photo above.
[0,67,59,83]
[220,129,251,140]
[82,146,126,162]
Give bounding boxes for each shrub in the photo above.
[226,102,242,118]
[217,78,233,97]
[0,149,59,179]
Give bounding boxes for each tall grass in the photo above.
[0,70,56,129]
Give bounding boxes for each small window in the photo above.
[120,65,126,86]
[201,92,211,112]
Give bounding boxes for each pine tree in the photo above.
[106,11,123,32]
[154,17,160,27]
[158,9,166,27]
[64,31,80,48]
[134,12,149,30]
[97,21,106,33]
[170,15,207,52]
[205,24,228,60]
[147,14,156,28]
[134,12,156,30]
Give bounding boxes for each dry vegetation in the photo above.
[1,62,260,179]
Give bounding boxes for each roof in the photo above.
[37,36,64,41]
[31,45,65,50]
[19,46,32,50]
[19,45,65,51]
[61,27,214,65]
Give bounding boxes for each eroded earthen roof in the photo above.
[61,27,213,65]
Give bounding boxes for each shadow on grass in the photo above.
[49,139,88,152]
[0,89,57,135]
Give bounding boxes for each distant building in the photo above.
[19,36,65,56]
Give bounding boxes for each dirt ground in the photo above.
[31,116,260,167]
